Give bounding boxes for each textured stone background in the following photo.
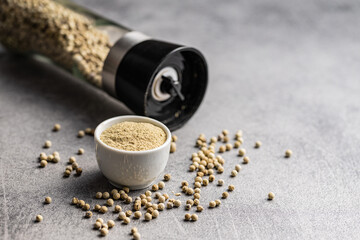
[1,0,360,239]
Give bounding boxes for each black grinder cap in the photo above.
[114,39,208,130]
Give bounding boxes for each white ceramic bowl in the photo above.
[94,115,171,190]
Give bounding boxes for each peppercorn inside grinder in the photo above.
[0,0,208,131]
[102,32,208,131]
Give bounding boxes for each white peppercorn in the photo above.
[134,211,142,219]
[191,214,198,221]
[35,215,43,222]
[44,196,52,204]
[209,201,216,208]
[44,140,52,148]
[145,212,152,221]
[285,149,292,158]
[268,192,275,200]
[107,220,115,228]
[78,148,84,155]
[243,156,250,164]
[231,170,238,177]
[238,148,246,156]
[78,130,85,138]
[222,192,229,199]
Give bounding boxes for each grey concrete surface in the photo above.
[1,0,360,239]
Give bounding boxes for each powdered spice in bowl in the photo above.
[94,116,171,190]
[100,121,167,151]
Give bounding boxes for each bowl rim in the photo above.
[94,115,171,154]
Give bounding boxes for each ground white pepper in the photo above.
[238,148,246,156]
[100,121,167,151]
[44,196,52,204]
[228,185,235,191]
[164,174,171,181]
[107,220,115,228]
[35,215,43,222]
[184,213,191,221]
[268,192,275,200]
[85,211,93,218]
[285,149,292,158]
[145,212,152,221]
[191,214,198,221]
[78,148,84,155]
[243,156,250,164]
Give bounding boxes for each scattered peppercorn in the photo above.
[285,149,292,158]
[184,213,191,221]
[218,179,224,186]
[231,170,238,177]
[170,142,176,153]
[145,212,152,221]
[35,215,43,222]
[243,156,250,164]
[228,185,235,191]
[85,211,93,218]
[164,174,171,181]
[40,160,47,168]
[102,192,110,199]
[222,192,229,199]
[95,192,102,199]
[255,141,262,148]
[191,214,198,221]
[44,196,52,204]
[158,181,165,189]
[268,192,275,200]
[238,148,246,156]
[134,211,142,219]
[100,228,108,236]
[78,148,84,155]
[53,124,61,131]
[196,205,204,212]
[78,130,85,138]
[44,140,52,148]
[209,201,216,208]
[107,220,115,228]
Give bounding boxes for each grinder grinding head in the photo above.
[102,31,208,130]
